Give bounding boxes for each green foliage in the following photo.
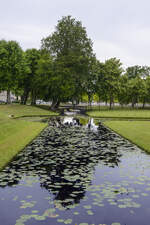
[118,75,130,105]
[126,65,150,79]
[1,17,150,109]
[41,15,93,58]
[24,48,41,105]
[36,51,53,100]
[41,15,94,107]
[96,61,108,103]
[145,76,150,104]
[96,58,123,109]
[116,66,150,108]
[83,57,99,104]
[0,40,25,103]
[127,77,143,107]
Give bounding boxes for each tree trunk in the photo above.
[99,96,100,111]
[142,99,145,109]
[55,100,60,108]
[21,89,29,105]
[109,95,113,110]
[88,94,92,108]
[31,90,36,105]
[51,99,60,110]
[7,90,11,104]
[21,95,24,104]
[31,96,36,105]
[109,101,112,110]
[24,92,29,105]
[132,99,135,108]
[113,100,115,107]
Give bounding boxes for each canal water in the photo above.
[0,116,150,225]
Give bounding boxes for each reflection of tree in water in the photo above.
[0,118,123,208]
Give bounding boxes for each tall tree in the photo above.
[126,65,142,79]
[118,74,130,106]
[96,61,109,105]
[83,57,99,106]
[0,40,24,104]
[103,58,123,109]
[126,65,150,79]
[144,76,150,106]
[22,48,40,105]
[128,77,143,108]
[124,65,150,108]
[41,15,94,108]
[36,51,56,105]
[139,78,148,108]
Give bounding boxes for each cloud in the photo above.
[0,23,53,50]
[93,40,133,67]
[93,23,150,67]
[0,0,150,67]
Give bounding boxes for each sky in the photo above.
[1,0,150,67]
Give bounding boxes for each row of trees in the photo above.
[0,16,150,109]
[96,63,150,109]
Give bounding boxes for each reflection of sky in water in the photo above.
[63,117,74,124]
[0,119,150,225]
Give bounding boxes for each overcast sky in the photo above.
[1,0,150,67]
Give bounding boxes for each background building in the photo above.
[0,91,16,102]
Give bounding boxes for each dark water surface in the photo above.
[0,117,150,225]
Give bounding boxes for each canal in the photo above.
[0,116,150,225]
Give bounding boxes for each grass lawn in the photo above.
[104,121,150,153]
[0,104,58,170]
[87,108,150,119]
[0,104,58,118]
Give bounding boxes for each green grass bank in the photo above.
[104,121,150,153]
[0,104,58,170]
[87,108,150,119]
[88,107,150,153]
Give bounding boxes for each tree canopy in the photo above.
[41,15,94,107]
[0,16,150,109]
[0,40,25,103]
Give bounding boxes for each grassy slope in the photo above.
[87,108,150,119]
[104,121,150,153]
[0,104,58,118]
[0,104,58,169]
[88,107,150,153]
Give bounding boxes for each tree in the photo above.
[144,76,150,106]
[36,51,57,106]
[139,78,148,108]
[126,65,142,79]
[41,15,94,108]
[83,57,99,106]
[22,48,40,105]
[0,40,7,91]
[125,65,150,108]
[118,74,130,106]
[0,40,24,104]
[95,61,108,105]
[128,77,143,108]
[102,58,123,109]
[19,57,31,105]
[126,65,150,79]
[140,66,150,79]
